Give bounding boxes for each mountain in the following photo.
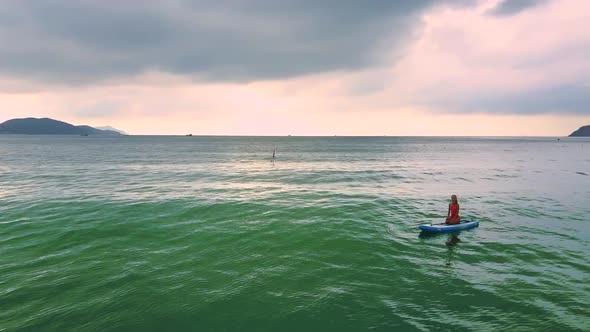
[96,126,128,135]
[569,125,590,137]
[0,118,123,135]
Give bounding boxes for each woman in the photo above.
[446,195,460,225]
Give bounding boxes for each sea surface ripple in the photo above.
[0,136,589,331]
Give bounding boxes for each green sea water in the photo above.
[1,136,589,331]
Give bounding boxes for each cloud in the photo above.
[423,84,590,114]
[487,0,549,16]
[382,0,590,115]
[71,100,122,118]
[0,0,476,85]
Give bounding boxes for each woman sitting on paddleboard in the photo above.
[446,195,460,225]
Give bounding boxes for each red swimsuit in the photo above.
[449,203,459,219]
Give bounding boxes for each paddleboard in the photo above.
[419,219,479,233]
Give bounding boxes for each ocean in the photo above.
[1,135,589,331]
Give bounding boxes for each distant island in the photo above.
[0,118,124,136]
[95,125,128,135]
[569,125,590,137]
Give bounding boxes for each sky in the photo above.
[0,0,589,136]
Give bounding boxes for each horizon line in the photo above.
[121,134,577,138]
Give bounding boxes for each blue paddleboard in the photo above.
[419,219,479,233]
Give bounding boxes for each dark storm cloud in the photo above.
[487,0,549,16]
[0,0,475,84]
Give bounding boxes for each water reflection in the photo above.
[418,230,462,242]
[445,233,461,267]
[418,231,462,267]
[446,234,461,247]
